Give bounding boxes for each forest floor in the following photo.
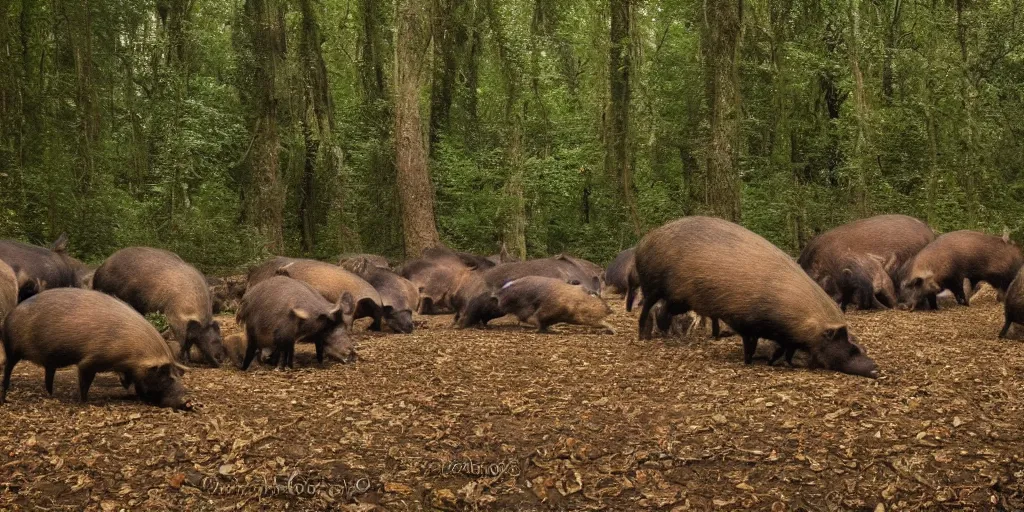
[2,287,1024,511]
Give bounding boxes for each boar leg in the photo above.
[314,341,325,364]
[77,368,97,402]
[1,356,19,404]
[999,317,1013,338]
[44,367,56,395]
[119,373,133,390]
[950,279,970,306]
[741,335,759,365]
[241,326,260,371]
[179,339,194,364]
[638,295,658,340]
[927,294,938,310]
[768,345,785,366]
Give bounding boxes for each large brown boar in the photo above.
[270,259,385,331]
[604,248,635,295]
[92,247,227,367]
[799,215,934,306]
[635,216,878,378]
[900,230,1024,310]
[236,276,355,369]
[1,288,191,408]
[0,235,84,300]
[498,276,615,333]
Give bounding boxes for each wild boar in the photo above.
[799,215,934,305]
[422,245,496,270]
[819,253,899,311]
[92,247,227,367]
[1,288,191,408]
[0,234,84,300]
[208,276,246,314]
[899,230,1023,310]
[400,255,474,314]
[497,276,615,333]
[0,260,15,325]
[350,265,419,333]
[1000,267,1024,338]
[455,256,603,328]
[236,276,355,369]
[273,259,384,331]
[635,216,879,378]
[604,248,636,295]
[249,257,384,331]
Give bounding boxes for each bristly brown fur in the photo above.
[902,230,1024,309]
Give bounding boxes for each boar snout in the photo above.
[385,308,414,334]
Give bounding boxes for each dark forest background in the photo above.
[1,0,1022,272]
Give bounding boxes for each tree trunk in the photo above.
[847,0,871,217]
[607,0,642,234]
[429,0,465,154]
[238,0,285,253]
[394,0,441,258]
[703,0,743,222]
[297,0,344,254]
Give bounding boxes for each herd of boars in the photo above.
[1,213,1022,409]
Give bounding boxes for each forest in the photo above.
[1,0,1023,270]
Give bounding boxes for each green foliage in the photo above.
[1,0,1024,268]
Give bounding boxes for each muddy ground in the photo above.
[1,287,1024,511]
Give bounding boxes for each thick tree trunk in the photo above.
[703,0,743,222]
[239,0,285,253]
[607,0,642,234]
[395,0,441,258]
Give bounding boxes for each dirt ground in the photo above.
[2,287,1024,511]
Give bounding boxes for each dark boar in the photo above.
[635,216,879,378]
[455,256,602,328]
[820,253,898,311]
[236,276,355,369]
[271,258,385,331]
[899,230,1023,310]
[399,256,473,314]
[208,276,246,314]
[1000,267,1024,338]
[354,266,419,333]
[1,288,191,408]
[799,215,934,304]
[92,247,227,367]
[0,235,83,300]
[497,276,615,333]
[604,248,635,295]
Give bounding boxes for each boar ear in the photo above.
[842,268,854,278]
[50,232,69,253]
[909,277,923,288]
[883,254,899,273]
[567,279,581,286]
[289,308,311,321]
[275,262,295,277]
[823,325,849,343]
